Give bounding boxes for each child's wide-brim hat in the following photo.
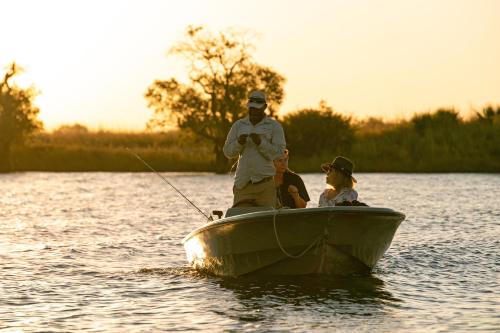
[321,156,357,183]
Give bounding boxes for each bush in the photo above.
[280,102,354,158]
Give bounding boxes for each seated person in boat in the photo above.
[273,149,310,208]
[223,90,286,208]
[318,156,359,207]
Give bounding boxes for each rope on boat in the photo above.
[272,208,324,259]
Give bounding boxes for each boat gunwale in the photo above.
[182,206,405,244]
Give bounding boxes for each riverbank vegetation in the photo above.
[9,105,499,173]
[2,26,498,173]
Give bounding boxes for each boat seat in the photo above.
[225,206,274,218]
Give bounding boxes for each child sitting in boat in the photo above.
[273,149,310,208]
[318,156,359,207]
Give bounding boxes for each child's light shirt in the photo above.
[318,188,358,207]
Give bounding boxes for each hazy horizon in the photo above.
[2,0,499,131]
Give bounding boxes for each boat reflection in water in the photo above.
[216,274,400,311]
[183,207,405,277]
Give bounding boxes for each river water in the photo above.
[0,172,498,332]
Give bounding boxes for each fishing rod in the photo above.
[126,147,212,221]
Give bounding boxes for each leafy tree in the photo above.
[54,123,89,135]
[474,105,500,124]
[412,108,461,135]
[0,63,42,172]
[145,25,286,172]
[280,101,354,157]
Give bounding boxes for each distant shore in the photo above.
[9,122,499,173]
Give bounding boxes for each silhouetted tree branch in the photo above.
[145,25,285,172]
[0,62,43,172]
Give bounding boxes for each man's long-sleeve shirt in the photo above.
[223,116,286,189]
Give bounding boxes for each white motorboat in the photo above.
[182,206,405,277]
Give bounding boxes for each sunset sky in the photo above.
[2,0,499,130]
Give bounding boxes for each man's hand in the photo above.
[249,133,261,145]
[237,134,249,145]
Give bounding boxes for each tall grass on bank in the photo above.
[9,107,500,173]
[288,109,500,173]
[12,129,214,172]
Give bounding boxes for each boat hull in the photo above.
[182,207,405,277]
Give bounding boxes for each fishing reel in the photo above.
[211,210,223,220]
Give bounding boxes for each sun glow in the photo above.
[2,0,209,130]
[2,0,499,130]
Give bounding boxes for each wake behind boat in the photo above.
[182,206,405,277]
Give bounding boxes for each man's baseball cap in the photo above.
[247,90,267,109]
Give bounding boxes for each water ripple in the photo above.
[0,172,498,332]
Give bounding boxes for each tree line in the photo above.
[1,26,499,173]
[4,105,499,173]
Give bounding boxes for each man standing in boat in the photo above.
[223,90,286,208]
